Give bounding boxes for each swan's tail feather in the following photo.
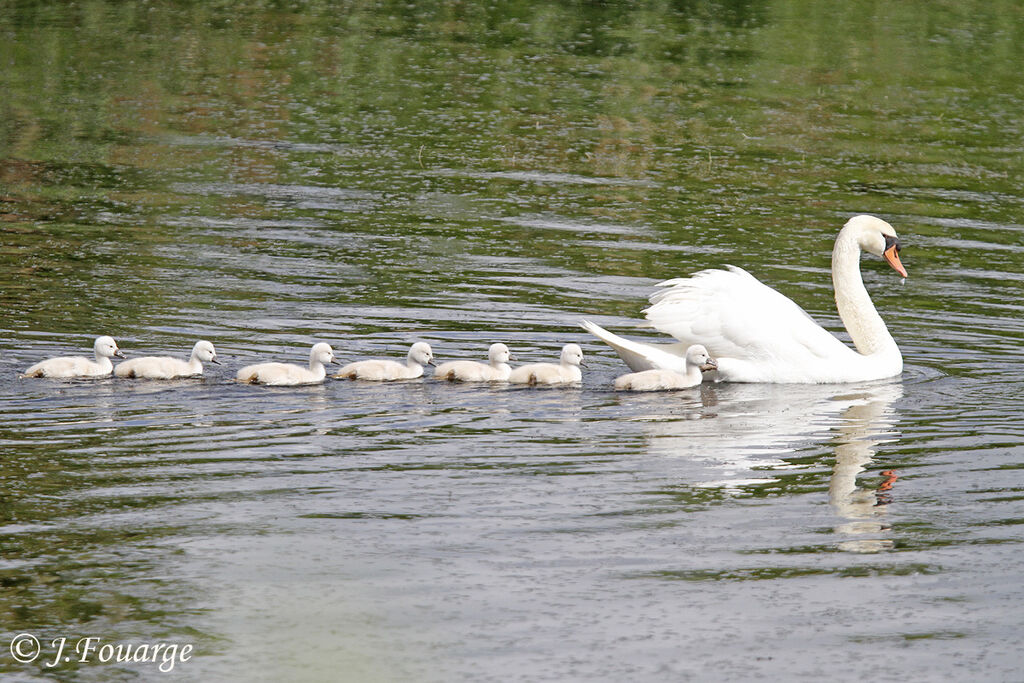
[613,374,635,391]
[235,365,261,384]
[579,319,675,372]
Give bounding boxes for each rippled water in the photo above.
[2,1,1023,681]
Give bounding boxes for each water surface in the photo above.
[2,1,1023,680]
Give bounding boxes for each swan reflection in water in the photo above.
[627,380,903,552]
[828,382,903,553]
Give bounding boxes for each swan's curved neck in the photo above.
[92,348,113,371]
[307,358,326,378]
[188,349,203,371]
[832,233,897,357]
[683,364,703,384]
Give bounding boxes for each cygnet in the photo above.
[614,345,717,391]
[236,342,338,386]
[507,343,584,385]
[23,336,124,378]
[334,342,434,381]
[116,340,220,379]
[433,343,512,382]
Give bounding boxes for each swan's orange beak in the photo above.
[883,244,907,278]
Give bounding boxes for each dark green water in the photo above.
[2,1,1023,680]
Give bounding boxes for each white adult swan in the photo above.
[614,345,717,391]
[582,215,907,384]
[23,336,125,378]
[115,340,220,379]
[507,344,585,385]
[433,343,512,382]
[334,342,434,381]
[236,342,339,385]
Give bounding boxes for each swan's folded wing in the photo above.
[643,266,849,365]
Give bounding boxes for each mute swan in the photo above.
[115,340,220,379]
[507,344,585,385]
[433,343,512,382]
[236,342,339,386]
[582,215,907,384]
[614,345,717,391]
[334,342,434,381]
[23,336,125,378]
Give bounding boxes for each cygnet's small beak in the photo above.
[114,349,126,359]
[427,358,436,366]
[579,359,587,367]
[210,357,222,365]
[883,237,907,278]
[700,358,718,372]
[331,357,341,365]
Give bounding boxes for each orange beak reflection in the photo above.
[883,244,907,278]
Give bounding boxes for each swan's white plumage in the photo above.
[433,343,512,382]
[585,215,906,384]
[579,320,694,375]
[614,344,716,391]
[334,342,433,381]
[115,340,219,379]
[23,336,124,378]
[236,342,337,386]
[507,344,584,385]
